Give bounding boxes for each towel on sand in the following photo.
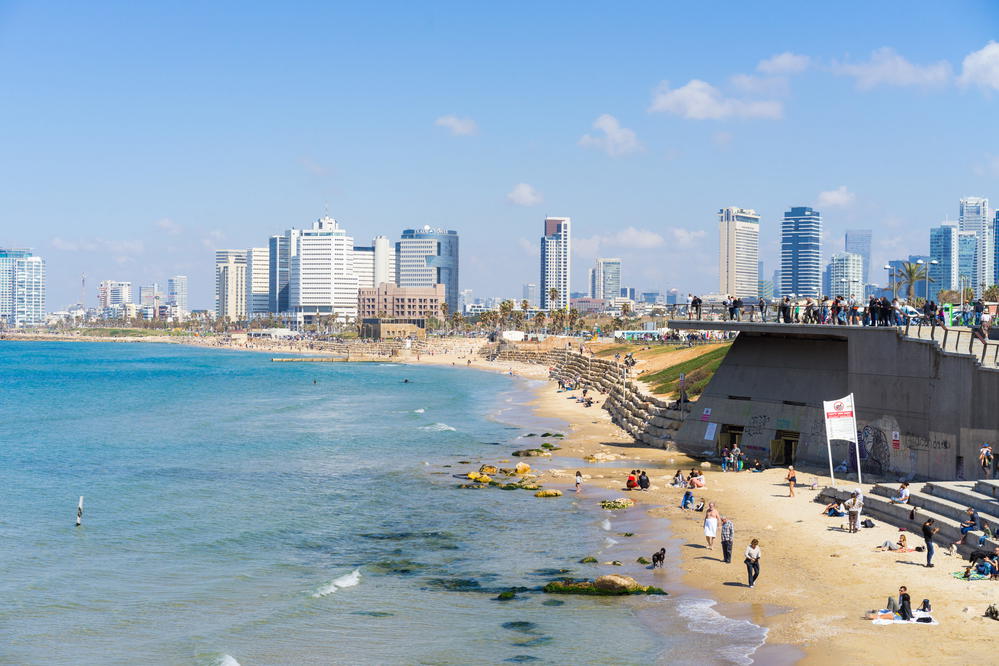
[872,609,938,626]
[951,570,990,581]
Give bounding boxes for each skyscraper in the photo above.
[959,197,991,294]
[245,247,270,317]
[780,206,822,297]
[718,207,760,299]
[929,223,958,294]
[540,217,571,310]
[215,250,247,320]
[353,236,397,290]
[139,284,160,307]
[0,248,45,327]
[522,283,538,308]
[757,261,773,299]
[289,216,357,324]
[829,252,864,297]
[590,257,621,300]
[994,210,999,287]
[958,230,978,293]
[97,280,132,308]
[844,229,872,284]
[397,226,459,314]
[167,276,188,313]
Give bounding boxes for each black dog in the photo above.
[650,548,666,568]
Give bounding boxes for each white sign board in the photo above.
[823,393,861,484]
[704,422,718,441]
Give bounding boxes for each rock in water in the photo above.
[479,464,499,475]
[514,462,531,475]
[594,575,638,593]
[534,489,562,498]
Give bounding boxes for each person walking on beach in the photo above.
[720,517,734,563]
[845,491,863,533]
[575,471,583,494]
[785,466,797,497]
[703,502,720,550]
[922,518,940,568]
[744,539,761,588]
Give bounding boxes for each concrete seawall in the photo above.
[479,346,686,448]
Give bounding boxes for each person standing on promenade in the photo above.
[758,296,768,322]
[687,293,693,320]
[720,517,734,563]
[922,518,939,567]
[785,466,797,497]
[744,539,761,587]
[704,502,720,550]
[845,491,863,533]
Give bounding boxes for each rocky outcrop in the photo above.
[534,489,563,498]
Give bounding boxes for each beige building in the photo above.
[358,283,446,319]
[718,207,760,299]
[360,318,426,340]
[216,254,247,321]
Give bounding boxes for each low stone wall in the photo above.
[479,345,686,449]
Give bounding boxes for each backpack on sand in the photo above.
[986,604,999,621]
[861,519,876,528]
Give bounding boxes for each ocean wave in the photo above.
[413,408,425,414]
[673,597,767,665]
[421,423,456,431]
[600,518,612,531]
[312,569,362,597]
[603,537,618,547]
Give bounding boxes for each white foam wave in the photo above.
[601,518,612,531]
[217,656,240,666]
[413,408,425,413]
[674,597,767,665]
[312,569,362,597]
[603,537,618,547]
[421,422,456,431]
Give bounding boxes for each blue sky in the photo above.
[2,1,998,308]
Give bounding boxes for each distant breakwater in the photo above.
[480,346,686,448]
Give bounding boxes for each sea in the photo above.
[0,342,774,665]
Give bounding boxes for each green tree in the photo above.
[892,261,933,301]
[984,285,999,302]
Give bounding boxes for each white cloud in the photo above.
[959,41,999,91]
[434,115,478,136]
[667,228,706,248]
[201,230,225,248]
[729,74,790,96]
[154,217,182,235]
[832,47,952,90]
[757,52,811,75]
[517,238,539,256]
[578,114,643,157]
[648,80,782,119]
[506,183,543,207]
[49,237,144,254]
[576,227,668,258]
[816,185,856,208]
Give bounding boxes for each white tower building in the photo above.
[540,217,571,310]
[718,207,760,299]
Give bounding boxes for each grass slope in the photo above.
[641,344,731,396]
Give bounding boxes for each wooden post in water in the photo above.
[76,496,84,527]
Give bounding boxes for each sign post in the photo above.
[823,393,861,485]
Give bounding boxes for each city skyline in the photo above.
[2,4,999,308]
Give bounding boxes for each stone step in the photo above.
[974,480,999,500]
[923,481,999,519]
[870,484,999,527]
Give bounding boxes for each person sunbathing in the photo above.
[821,501,846,517]
[875,534,910,552]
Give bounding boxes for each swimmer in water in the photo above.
[403,379,410,383]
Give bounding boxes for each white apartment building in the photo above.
[0,249,45,327]
[215,250,247,321]
[245,247,270,317]
[829,252,864,297]
[540,217,571,310]
[959,197,991,295]
[288,216,358,324]
[353,235,397,289]
[139,284,160,307]
[589,257,621,300]
[718,207,760,299]
[97,280,132,308]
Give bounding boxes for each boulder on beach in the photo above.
[514,462,531,475]
[478,464,498,475]
[700,462,711,469]
[466,471,492,483]
[594,575,637,593]
[543,578,666,596]
[512,449,550,457]
[599,498,635,510]
[534,489,562,498]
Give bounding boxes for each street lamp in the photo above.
[883,264,897,299]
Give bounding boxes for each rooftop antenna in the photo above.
[80,273,86,307]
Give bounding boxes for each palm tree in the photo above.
[520,299,529,313]
[549,309,565,332]
[533,311,546,333]
[499,299,515,327]
[548,288,559,310]
[566,308,580,332]
[621,302,632,318]
[893,261,933,301]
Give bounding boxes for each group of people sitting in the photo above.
[625,470,650,491]
[965,545,999,579]
[670,468,706,489]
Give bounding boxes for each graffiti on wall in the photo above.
[859,425,890,475]
[904,433,950,451]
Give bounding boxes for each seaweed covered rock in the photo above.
[579,556,598,563]
[514,462,532,475]
[456,483,488,489]
[478,464,499,475]
[534,489,562,498]
[636,557,651,565]
[466,471,492,483]
[595,574,637,592]
[543,577,666,596]
[600,498,635,510]
[512,449,550,458]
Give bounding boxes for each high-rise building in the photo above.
[289,216,357,324]
[718,207,760,299]
[959,197,991,295]
[771,269,781,298]
[958,231,978,293]
[522,283,538,308]
[666,288,681,305]
[780,206,822,297]
[167,276,188,313]
[540,217,571,310]
[640,291,660,304]
[589,258,622,300]
[929,223,959,295]
[459,289,473,313]
[619,287,636,300]
[139,284,160,307]
[845,229,872,285]
[245,247,270,317]
[268,233,291,314]
[397,226,459,314]
[97,280,132,308]
[353,236,397,291]
[0,248,45,327]
[757,261,773,299]
[994,211,999,286]
[829,252,864,297]
[215,250,247,320]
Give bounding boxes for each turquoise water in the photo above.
[0,342,766,665]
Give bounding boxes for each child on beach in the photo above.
[575,471,582,493]
[626,471,638,490]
